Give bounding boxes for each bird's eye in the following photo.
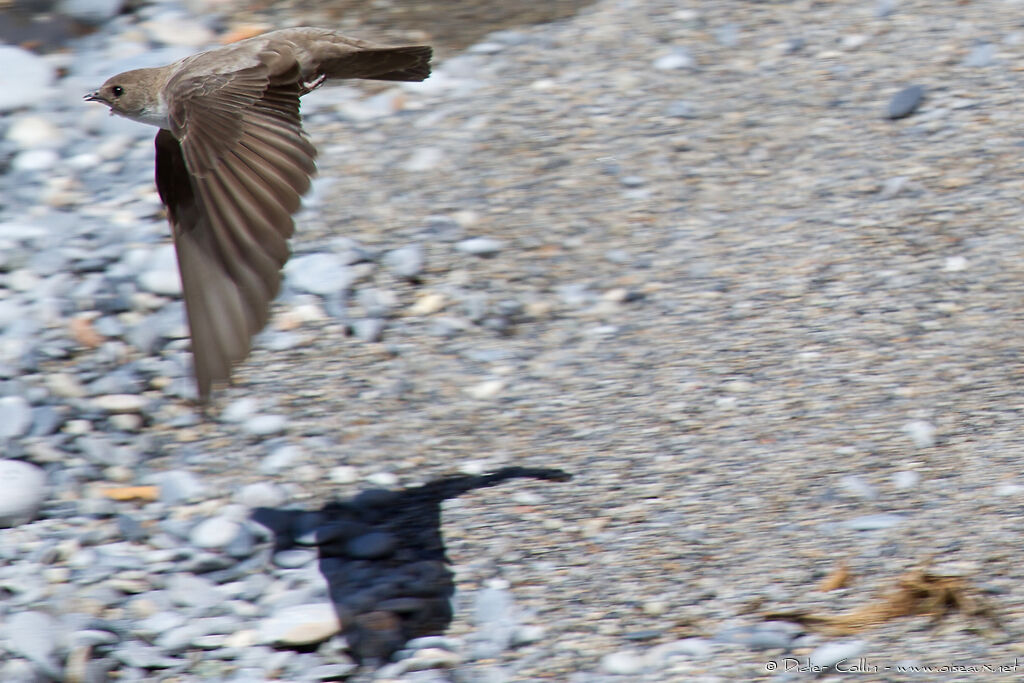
[111,86,124,97]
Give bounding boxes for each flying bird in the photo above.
[85,28,432,401]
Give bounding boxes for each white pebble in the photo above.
[13,149,60,172]
[902,420,936,448]
[0,459,47,527]
[6,116,63,150]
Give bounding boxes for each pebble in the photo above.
[91,394,147,413]
[7,611,59,673]
[840,513,905,531]
[383,244,425,279]
[12,149,60,172]
[6,116,64,150]
[189,516,244,550]
[456,237,505,256]
[0,47,55,112]
[902,419,936,448]
[652,48,696,70]
[258,603,342,646]
[260,444,305,474]
[243,414,287,437]
[809,640,866,670]
[887,84,924,119]
[601,650,646,674]
[285,253,356,295]
[0,459,46,527]
[58,0,125,24]
[0,396,33,439]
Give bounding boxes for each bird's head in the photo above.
[85,68,170,128]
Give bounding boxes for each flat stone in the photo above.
[258,603,342,646]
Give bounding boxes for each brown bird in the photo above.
[85,28,432,401]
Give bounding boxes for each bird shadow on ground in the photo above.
[251,466,572,664]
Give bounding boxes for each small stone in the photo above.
[143,16,215,47]
[809,640,866,670]
[243,414,287,437]
[0,47,55,112]
[887,85,924,119]
[92,394,147,413]
[261,444,304,474]
[466,379,505,400]
[456,237,505,256]
[892,470,920,489]
[273,548,316,568]
[646,638,714,665]
[601,650,645,674]
[190,516,244,550]
[383,244,425,279]
[286,253,356,295]
[409,292,447,315]
[157,469,206,504]
[258,604,342,646]
[402,147,445,172]
[8,611,59,670]
[841,513,904,531]
[328,465,359,484]
[0,459,46,527]
[58,0,124,24]
[12,149,59,172]
[353,318,386,342]
[944,256,968,272]
[902,420,936,448]
[963,43,995,67]
[653,48,695,70]
[221,397,259,422]
[6,116,63,150]
[237,482,285,508]
[838,475,877,500]
[664,100,697,118]
[0,396,33,439]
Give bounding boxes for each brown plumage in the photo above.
[85,28,432,401]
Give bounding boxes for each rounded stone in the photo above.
[0,459,47,527]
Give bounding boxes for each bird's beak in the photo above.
[84,91,104,103]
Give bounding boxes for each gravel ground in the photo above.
[5,0,1024,680]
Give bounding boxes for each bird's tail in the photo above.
[319,45,433,82]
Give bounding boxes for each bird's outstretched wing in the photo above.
[155,55,315,402]
[154,35,431,401]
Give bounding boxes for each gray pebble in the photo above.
[353,318,386,342]
[273,548,317,568]
[189,516,244,550]
[887,85,924,119]
[8,610,60,669]
[286,253,356,295]
[0,47,55,112]
[0,395,33,439]
[840,513,905,531]
[261,444,305,474]
[383,244,425,279]
[963,42,995,67]
[156,469,206,504]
